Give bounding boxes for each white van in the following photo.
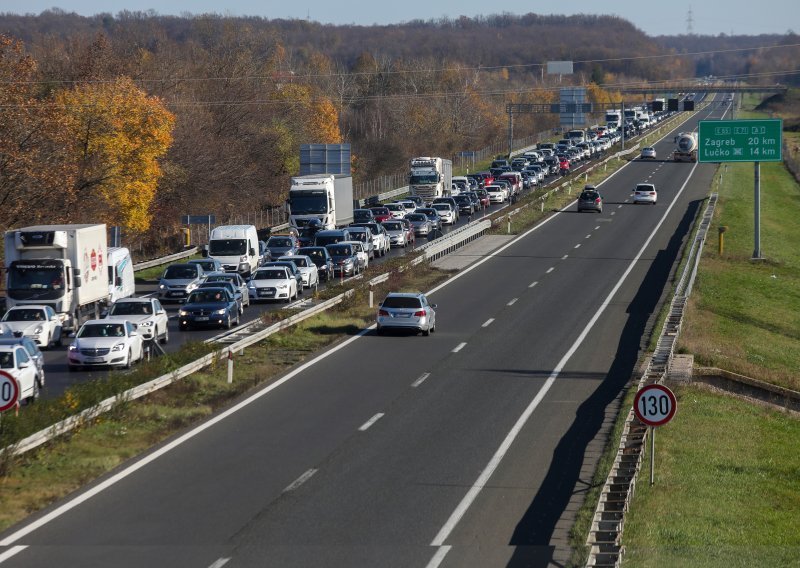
[207,225,260,277]
[107,247,136,304]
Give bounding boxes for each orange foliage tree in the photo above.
[56,76,175,233]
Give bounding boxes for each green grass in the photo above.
[678,157,800,390]
[621,385,800,567]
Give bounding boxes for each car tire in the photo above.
[376,326,383,336]
[224,314,232,330]
[423,327,430,336]
[124,349,133,369]
[160,326,169,344]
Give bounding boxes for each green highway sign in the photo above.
[698,119,782,163]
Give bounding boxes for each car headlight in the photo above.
[139,321,154,327]
[68,342,78,352]
[277,284,288,290]
[214,309,227,315]
[179,310,189,317]
[33,326,43,334]
[186,283,197,292]
[159,283,166,290]
[112,342,126,352]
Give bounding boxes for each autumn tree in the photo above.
[0,34,74,231]
[56,76,174,233]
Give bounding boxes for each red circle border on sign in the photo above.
[633,383,677,427]
[0,369,20,413]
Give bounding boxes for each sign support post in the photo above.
[754,161,761,259]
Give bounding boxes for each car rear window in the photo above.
[382,296,422,309]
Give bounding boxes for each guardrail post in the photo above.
[369,284,374,308]
[227,348,233,384]
[506,214,511,234]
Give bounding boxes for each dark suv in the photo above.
[577,186,603,213]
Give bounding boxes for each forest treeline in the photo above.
[1,9,797,250]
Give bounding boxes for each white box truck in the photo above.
[4,224,110,332]
[287,174,354,231]
[206,224,260,277]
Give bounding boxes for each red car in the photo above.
[369,206,393,223]
[559,157,571,175]
[399,218,416,246]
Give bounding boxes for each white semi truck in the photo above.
[287,174,354,231]
[409,157,453,202]
[4,224,111,332]
[673,132,698,162]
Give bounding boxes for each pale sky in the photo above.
[2,1,798,37]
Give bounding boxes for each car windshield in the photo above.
[383,222,403,231]
[163,265,198,279]
[298,249,324,260]
[2,309,45,322]
[0,351,14,368]
[406,214,425,222]
[208,239,246,256]
[432,204,450,211]
[187,290,227,303]
[370,208,389,216]
[382,296,423,309]
[205,275,233,284]
[109,302,151,316]
[191,261,217,271]
[327,245,353,256]
[268,237,293,247]
[581,192,599,200]
[385,204,404,211]
[78,324,126,338]
[254,270,287,280]
[286,257,308,267]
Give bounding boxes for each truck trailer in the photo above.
[4,224,110,332]
[673,132,698,162]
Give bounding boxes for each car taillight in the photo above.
[379,309,389,316]
[595,197,601,203]
[650,192,656,195]
[414,310,426,317]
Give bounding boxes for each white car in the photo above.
[104,297,169,344]
[431,203,456,224]
[633,183,658,204]
[247,266,298,303]
[640,147,657,160]
[342,240,369,271]
[384,202,407,220]
[0,304,63,348]
[279,255,319,290]
[485,184,508,203]
[68,319,144,371]
[0,344,41,404]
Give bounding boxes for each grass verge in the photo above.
[621,384,800,567]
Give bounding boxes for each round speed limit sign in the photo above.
[634,383,677,427]
[0,370,20,413]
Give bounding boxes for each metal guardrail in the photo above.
[585,193,719,567]
[418,220,492,262]
[133,247,199,272]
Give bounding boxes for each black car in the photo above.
[297,246,334,282]
[178,287,240,330]
[326,243,361,277]
[353,209,375,224]
[453,194,475,216]
[464,191,482,211]
[416,208,442,231]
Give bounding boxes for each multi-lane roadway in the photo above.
[0,94,726,567]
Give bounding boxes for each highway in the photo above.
[32,146,605,402]
[0,95,726,567]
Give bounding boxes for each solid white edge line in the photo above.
[0,546,27,564]
[208,557,231,568]
[424,544,453,568]
[452,342,467,353]
[429,162,699,549]
[412,373,431,388]
[0,327,374,547]
[481,318,495,328]
[358,413,385,431]
[283,469,318,493]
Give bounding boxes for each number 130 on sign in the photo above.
[634,384,677,427]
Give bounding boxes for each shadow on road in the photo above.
[504,198,703,568]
